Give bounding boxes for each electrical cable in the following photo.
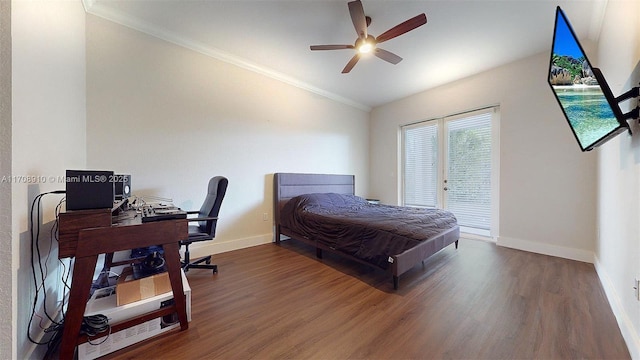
[26,190,66,349]
[27,193,54,344]
[26,190,114,358]
[53,197,72,315]
[32,193,58,325]
[81,314,111,345]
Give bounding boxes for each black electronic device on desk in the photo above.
[141,206,187,223]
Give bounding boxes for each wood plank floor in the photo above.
[104,238,630,359]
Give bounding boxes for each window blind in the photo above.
[401,107,496,235]
[403,122,438,207]
[445,111,492,230]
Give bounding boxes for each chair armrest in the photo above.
[186,210,200,215]
[187,216,218,222]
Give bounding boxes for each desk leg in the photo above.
[59,255,98,360]
[162,242,188,330]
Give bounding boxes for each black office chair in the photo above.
[180,176,228,273]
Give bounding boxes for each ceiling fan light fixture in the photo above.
[358,42,374,53]
[310,0,427,73]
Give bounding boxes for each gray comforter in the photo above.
[280,193,458,269]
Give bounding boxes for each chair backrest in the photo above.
[197,176,228,237]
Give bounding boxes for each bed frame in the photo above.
[273,173,459,290]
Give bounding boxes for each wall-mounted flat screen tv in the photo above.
[548,6,629,151]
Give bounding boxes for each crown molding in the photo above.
[82,1,371,112]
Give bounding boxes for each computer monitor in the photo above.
[65,170,115,210]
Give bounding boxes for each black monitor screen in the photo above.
[548,6,628,151]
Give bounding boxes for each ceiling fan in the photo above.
[310,0,427,74]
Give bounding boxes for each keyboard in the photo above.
[141,207,187,223]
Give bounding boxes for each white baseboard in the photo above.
[496,236,594,263]
[185,233,273,259]
[593,256,640,360]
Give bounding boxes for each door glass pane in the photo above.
[446,112,492,231]
[403,123,438,207]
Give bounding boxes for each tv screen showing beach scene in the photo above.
[548,7,626,151]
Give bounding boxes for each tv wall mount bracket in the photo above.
[616,84,640,124]
[593,67,640,136]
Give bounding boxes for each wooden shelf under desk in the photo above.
[57,208,189,360]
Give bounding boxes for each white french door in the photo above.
[402,107,499,237]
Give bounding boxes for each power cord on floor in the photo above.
[42,314,111,359]
[81,314,111,345]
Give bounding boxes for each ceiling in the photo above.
[83,0,609,111]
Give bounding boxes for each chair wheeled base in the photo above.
[181,246,217,273]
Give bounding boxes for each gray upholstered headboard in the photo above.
[273,173,355,226]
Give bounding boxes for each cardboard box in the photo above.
[116,266,172,306]
[79,270,191,360]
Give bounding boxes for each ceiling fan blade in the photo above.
[342,54,360,73]
[348,0,368,40]
[374,48,402,64]
[310,45,355,51]
[376,13,427,44]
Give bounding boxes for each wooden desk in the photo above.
[57,208,189,360]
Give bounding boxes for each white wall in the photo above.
[594,1,640,358]
[11,1,86,358]
[85,15,370,257]
[0,1,11,359]
[370,51,597,262]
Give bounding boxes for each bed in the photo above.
[273,173,459,289]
